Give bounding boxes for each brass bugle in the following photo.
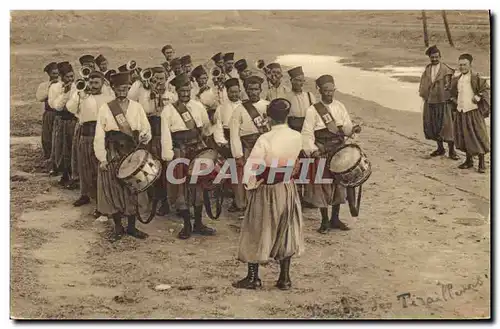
[140,68,153,81]
[80,66,92,79]
[255,59,266,70]
[211,66,222,78]
[75,79,88,91]
[126,60,137,71]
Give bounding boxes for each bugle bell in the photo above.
[211,66,222,78]
[255,59,266,70]
[140,68,153,81]
[80,66,92,79]
[126,60,137,71]
[75,79,88,92]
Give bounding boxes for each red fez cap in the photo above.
[459,53,473,63]
[234,59,248,73]
[223,52,234,62]
[224,78,240,90]
[169,73,191,90]
[110,72,131,86]
[288,66,304,79]
[211,52,223,62]
[57,62,73,76]
[180,55,192,65]
[170,57,182,67]
[117,64,128,72]
[244,75,264,88]
[191,65,207,79]
[425,45,440,56]
[267,98,291,121]
[151,66,166,74]
[104,69,117,81]
[161,44,173,54]
[89,71,105,79]
[316,74,334,87]
[95,54,107,65]
[79,54,95,65]
[266,62,281,70]
[44,62,58,73]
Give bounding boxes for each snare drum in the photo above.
[116,149,162,194]
[188,148,226,191]
[328,144,371,188]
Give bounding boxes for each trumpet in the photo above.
[75,79,88,92]
[140,68,153,89]
[255,59,266,71]
[141,68,153,81]
[211,66,222,78]
[80,66,92,79]
[126,60,137,71]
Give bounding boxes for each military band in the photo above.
[35,44,488,291]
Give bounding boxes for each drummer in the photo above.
[136,66,177,216]
[160,73,216,239]
[229,75,270,213]
[94,71,152,241]
[301,74,361,233]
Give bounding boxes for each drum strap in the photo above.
[313,102,339,134]
[108,99,135,138]
[172,101,201,137]
[307,92,312,106]
[242,101,270,134]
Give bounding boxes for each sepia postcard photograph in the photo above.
[7,8,491,320]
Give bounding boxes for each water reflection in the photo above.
[276,54,423,113]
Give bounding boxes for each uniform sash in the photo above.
[107,99,135,138]
[242,101,270,134]
[313,102,340,134]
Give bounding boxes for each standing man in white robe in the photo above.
[233,98,304,290]
[94,72,152,241]
[229,75,270,213]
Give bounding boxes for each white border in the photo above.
[2,2,497,328]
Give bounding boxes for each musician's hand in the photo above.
[352,125,362,134]
[449,97,458,105]
[217,142,228,148]
[138,132,149,144]
[473,95,481,104]
[63,83,72,94]
[99,161,108,171]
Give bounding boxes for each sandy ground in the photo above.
[10,11,491,319]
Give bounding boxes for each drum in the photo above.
[187,148,226,191]
[328,144,371,188]
[116,149,162,194]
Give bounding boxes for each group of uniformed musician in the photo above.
[35,45,363,290]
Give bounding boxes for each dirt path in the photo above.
[10,93,490,318]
